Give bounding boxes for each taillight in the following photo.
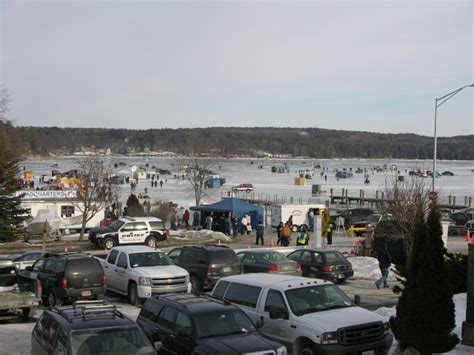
[268,264,279,273]
[347,263,353,270]
[60,277,68,289]
[296,263,301,272]
[321,266,332,272]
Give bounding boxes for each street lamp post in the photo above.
[432,84,474,192]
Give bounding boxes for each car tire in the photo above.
[145,236,158,248]
[128,283,142,306]
[246,189,251,193]
[47,289,63,307]
[190,275,202,293]
[104,238,116,250]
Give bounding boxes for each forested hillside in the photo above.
[14,126,474,160]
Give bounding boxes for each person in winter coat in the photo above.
[241,215,248,235]
[231,216,239,239]
[255,222,264,245]
[192,211,200,230]
[296,227,310,246]
[183,209,190,227]
[206,214,213,230]
[280,223,292,247]
[375,244,392,289]
[276,221,284,246]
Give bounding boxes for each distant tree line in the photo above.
[12,126,474,160]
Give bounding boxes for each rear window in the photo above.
[213,280,230,298]
[323,252,347,263]
[149,221,164,230]
[208,250,239,264]
[224,283,261,308]
[66,258,103,275]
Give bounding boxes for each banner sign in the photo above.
[16,190,78,199]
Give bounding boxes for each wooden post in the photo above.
[448,195,452,206]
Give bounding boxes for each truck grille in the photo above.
[151,276,187,288]
[337,322,383,345]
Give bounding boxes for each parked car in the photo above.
[96,245,190,305]
[167,244,242,292]
[21,252,106,306]
[287,248,353,283]
[0,257,41,322]
[232,183,254,192]
[465,220,474,234]
[331,208,374,228]
[88,216,167,249]
[212,274,393,355]
[449,209,474,226]
[237,250,301,275]
[9,250,46,270]
[137,293,287,355]
[31,300,157,355]
[441,171,454,176]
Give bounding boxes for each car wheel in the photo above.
[128,283,142,306]
[104,238,115,250]
[190,275,202,293]
[292,225,299,233]
[47,289,63,307]
[246,189,251,193]
[145,236,158,248]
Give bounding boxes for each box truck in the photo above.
[270,203,326,232]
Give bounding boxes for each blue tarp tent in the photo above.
[196,198,263,232]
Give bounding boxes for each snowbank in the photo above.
[348,256,397,281]
[168,229,232,242]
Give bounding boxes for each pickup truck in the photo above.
[96,245,191,306]
[0,258,41,322]
[212,274,393,355]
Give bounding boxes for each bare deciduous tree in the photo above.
[70,156,116,241]
[181,156,215,207]
[376,173,431,264]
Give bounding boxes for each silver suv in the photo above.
[89,217,167,249]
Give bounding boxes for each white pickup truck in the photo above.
[96,246,191,305]
[212,274,393,355]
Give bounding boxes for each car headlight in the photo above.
[320,331,338,344]
[138,277,151,286]
[383,321,390,332]
[276,345,287,355]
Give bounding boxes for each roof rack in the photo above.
[51,300,124,323]
[156,293,232,309]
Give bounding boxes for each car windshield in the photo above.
[71,326,155,355]
[194,309,256,338]
[109,220,125,231]
[285,284,353,316]
[129,252,172,268]
[208,250,239,264]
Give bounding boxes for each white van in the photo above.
[212,274,393,355]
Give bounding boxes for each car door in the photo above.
[114,252,128,294]
[132,222,148,243]
[174,311,196,354]
[260,289,294,350]
[168,248,182,264]
[31,312,50,355]
[118,222,135,244]
[155,306,178,354]
[42,259,58,292]
[103,249,119,291]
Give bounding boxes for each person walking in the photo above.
[255,221,264,245]
[240,214,248,235]
[224,213,232,236]
[281,222,292,247]
[231,215,239,239]
[296,227,310,246]
[192,211,200,230]
[183,209,190,228]
[276,221,284,246]
[375,244,392,289]
[327,222,334,245]
[287,215,294,229]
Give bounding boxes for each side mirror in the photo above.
[354,294,361,306]
[269,306,289,320]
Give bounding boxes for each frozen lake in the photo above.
[21,156,474,210]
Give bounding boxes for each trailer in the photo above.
[270,203,326,232]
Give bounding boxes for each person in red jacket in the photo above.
[183,209,190,227]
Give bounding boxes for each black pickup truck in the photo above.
[0,257,41,321]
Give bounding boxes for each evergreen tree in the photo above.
[390,203,459,353]
[124,194,144,217]
[0,110,27,241]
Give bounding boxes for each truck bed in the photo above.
[0,288,40,311]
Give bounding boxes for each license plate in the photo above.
[337,274,345,279]
[82,290,92,297]
[362,350,375,355]
[222,267,231,273]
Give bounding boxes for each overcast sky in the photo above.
[1,0,472,136]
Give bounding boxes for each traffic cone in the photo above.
[465,229,471,243]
